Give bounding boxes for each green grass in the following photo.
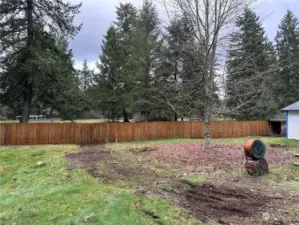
[106,138,200,150]
[0,145,197,225]
[185,175,207,185]
[0,120,17,123]
[107,136,299,151]
[210,136,299,147]
[0,119,108,123]
[291,181,299,189]
[72,119,108,123]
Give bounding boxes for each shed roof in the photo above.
[281,101,299,111]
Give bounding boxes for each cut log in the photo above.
[245,158,269,176]
[243,139,266,160]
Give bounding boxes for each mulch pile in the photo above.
[144,143,294,172]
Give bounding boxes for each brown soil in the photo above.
[269,144,289,148]
[169,181,299,225]
[65,150,111,178]
[65,146,164,185]
[143,143,294,173]
[65,144,299,225]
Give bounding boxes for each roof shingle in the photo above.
[281,101,299,111]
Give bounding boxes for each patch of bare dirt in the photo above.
[65,150,111,177]
[143,143,294,172]
[169,182,299,225]
[269,144,289,149]
[65,147,164,185]
[130,147,157,153]
[64,145,299,224]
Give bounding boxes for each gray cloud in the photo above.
[70,0,117,64]
[70,0,143,69]
[69,0,299,69]
[256,0,299,40]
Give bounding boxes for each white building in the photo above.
[281,101,299,140]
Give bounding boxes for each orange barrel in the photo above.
[243,139,266,160]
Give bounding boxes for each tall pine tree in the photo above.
[94,26,124,121]
[152,19,181,121]
[226,8,276,120]
[30,37,82,120]
[77,59,93,110]
[114,3,137,122]
[275,10,299,108]
[132,0,162,118]
[0,0,81,122]
[154,16,201,120]
[78,60,93,94]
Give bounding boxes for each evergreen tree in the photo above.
[79,60,93,93]
[0,0,81,122]
[152,20,180,121]
[178,16,206,119]
[78,59,93,110]
[114,3,137,122]
[133,0,162,118]
[154,16,199,120]
[31,37,83,120]
[275,10,299,107]
[94,26,124,121]
[226,8,276,120]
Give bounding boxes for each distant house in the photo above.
[281,101,299,140]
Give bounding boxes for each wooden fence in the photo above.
[0,121,270,145]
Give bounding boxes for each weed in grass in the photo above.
[185,175,207,185]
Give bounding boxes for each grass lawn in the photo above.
[0,120,17,123]
[0,145,196,225]
[106,136,299,151]
[61,119,108,123]
[0,119,108,123]
[1,137,299,225]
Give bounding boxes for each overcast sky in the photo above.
[69,0,299,70]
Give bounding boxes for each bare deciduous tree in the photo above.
[158,0,258,147]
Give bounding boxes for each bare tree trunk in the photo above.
[21,81,33,123]
[112,109,115,122]
[204,100,211,147]
[174,112,178,121]
[123,109,129,122]
[21,0,34,123]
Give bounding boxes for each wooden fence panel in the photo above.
[0,124,5,145]
[0,120,270,146]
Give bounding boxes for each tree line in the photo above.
[1,0,299,145]
[82,2,299,122]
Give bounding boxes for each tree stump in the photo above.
[245,158,269,176]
